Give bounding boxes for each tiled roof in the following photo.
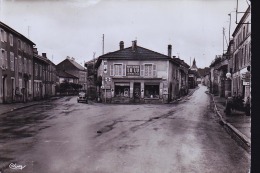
[99,46,171,59]
[95,45,183,68]
[67,59,85,70]
[57,70,78,79]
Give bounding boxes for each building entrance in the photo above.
[133,83,141,103]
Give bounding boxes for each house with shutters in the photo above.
[0,21,35,103]
[95,40,188,104]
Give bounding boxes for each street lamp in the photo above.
[225,72,232,97]
[226,72,231,79]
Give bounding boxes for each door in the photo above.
[134,83,141,103]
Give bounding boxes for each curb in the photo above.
[0,97,61,116]
[211,94,251,152]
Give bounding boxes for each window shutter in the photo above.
[110,64,114,76]
[0,50,2,67]
[153,64,157,77]
[4,31,7,42]
[123,64,126,76]
[140,65,144,76]
[4,51,7,69]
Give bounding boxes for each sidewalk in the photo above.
[0,97,61,115]
[211,94,251,152]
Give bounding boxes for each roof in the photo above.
[0,21,35,45]
[191,58,198,69]
[96,45,182,68]
[67,59,85,70]
[57,58,85,71]
[33,53,49,64]
[57,70,79,79]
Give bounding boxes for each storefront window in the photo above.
[144,84,159,98]
[115,83,130,97]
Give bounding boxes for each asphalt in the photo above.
[0,86,251,153]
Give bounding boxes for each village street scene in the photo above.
[0,0,251,173]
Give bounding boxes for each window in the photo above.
[29,59,32,74]
[18,56,22,72]
[10,52,14,71]
[39,64,42,77]
[144,64,152,77]
[141,64,157,77]
[0,29,4,42]
[35,63,38,76]
[19,78,23,93]
[9,34,13,46]
[1,49,7,69]
[114,64,123,76]
[18,40,21,49]
[144,84,159,98]
[24,58,27,73]
[29,80,32,94]
[114,83,130,97]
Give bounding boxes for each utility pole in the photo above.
[102,34,104,55]
[223,27,225,55]
[228,13,231,42]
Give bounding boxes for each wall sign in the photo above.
[126,65,140,76]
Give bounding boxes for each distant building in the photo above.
[95,41,189,104]
[56,56,87,90]
[33,49,57,100]
[188,58,199,89]
[0,21,35,103]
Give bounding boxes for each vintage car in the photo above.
[77,91,88,103]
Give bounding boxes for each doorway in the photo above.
[133,83,141,103]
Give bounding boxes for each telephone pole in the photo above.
[102,34,104,55]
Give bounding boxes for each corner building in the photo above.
[95,41,186,104]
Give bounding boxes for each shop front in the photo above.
[108,78,166,104]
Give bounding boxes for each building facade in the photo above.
[33,49,49,100]
[95,41,189,104]
[0,22,35,103]
[231,5,251,101]
[32,49,57,100]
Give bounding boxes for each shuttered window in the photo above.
[10,52,14,71]
[140,65,144,76]
[110,64,114,76]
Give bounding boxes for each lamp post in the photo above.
[225,72,232,98]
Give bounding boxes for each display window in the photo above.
[114,83,130,97]
[144,84,159,98]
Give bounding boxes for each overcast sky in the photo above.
[0,0,250,68]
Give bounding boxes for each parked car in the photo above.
[77,92,88,103]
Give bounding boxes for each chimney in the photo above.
[42,53,46,58]
[168,44,172,57]
[132,40,137,51]
[33,48,38,54]
[119,41,124,50]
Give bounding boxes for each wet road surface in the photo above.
[0,85,250,173]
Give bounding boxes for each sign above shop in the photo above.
[126,65,140,76]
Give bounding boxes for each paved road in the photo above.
[0,85,250,173]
